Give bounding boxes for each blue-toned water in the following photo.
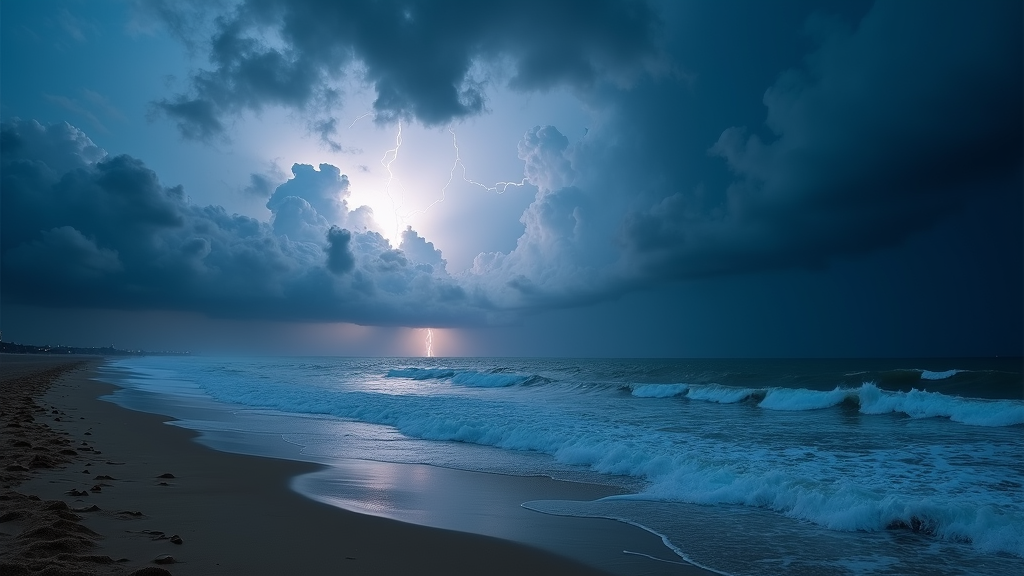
[99,357,1024,575]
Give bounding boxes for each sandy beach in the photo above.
[1,355,710,576]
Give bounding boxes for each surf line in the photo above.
[622,549,691,565]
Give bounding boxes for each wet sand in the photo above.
[1,355,712,575]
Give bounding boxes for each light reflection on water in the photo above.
[97,356,1024,576]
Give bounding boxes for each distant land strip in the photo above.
[0,340,190,356]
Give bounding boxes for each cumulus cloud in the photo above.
[0,118,479,326]
[517,125,575,192]
[465,125,621,308]
[398,227,446,273]
[152,0,663,142]
[266,163,376,234]
[0,119,105,174]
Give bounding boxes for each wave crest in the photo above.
[630,384,690,398]
[758,386,851,411]
[632,469,1024,558]
[386,367,549,388]
[630,381,1024,427]
[386,368,456,380]
[919,369,963,380]
[451,371,548,388]
[857,383,1024,426]
[684,384,757,404]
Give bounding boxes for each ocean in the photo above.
[97,356,1023,575]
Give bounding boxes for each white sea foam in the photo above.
[631,380,1024,427]
[685,384,756,404]
[111,357,1024,563]
[342,388,1023,557]
[632,467,1024,558]
[758,386,851,411]
[387,368,546,388]
[751,382,1024,426]
[857,383,1024,426]
[630,384,689,398]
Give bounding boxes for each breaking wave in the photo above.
[629,383,689,398]
[112,356,1023,562]
[626,382,1024,427]
[856,383,1024,426]
[386,368,456,380]
[629,466,1024,558]
[187,372,1023,558]
[757,386,850,411]
[685,384,758,404]
[386,367,549,388]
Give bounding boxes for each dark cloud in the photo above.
[0,119,105,174]
[154,0,662,141]
[467,125,620,308]
[505,1,1023,287]
[3,2,1020,336]
[152,97,225,142]
[627,0,1024,279]
[462,1,1022,311]
[325,226,355,274]
[6,226,123,284]
[243,173,276,198]
[312,117,363,153]
[0,119,481,326]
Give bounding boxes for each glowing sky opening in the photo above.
[343,121,533,253]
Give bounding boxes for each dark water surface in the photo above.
[100,356,1024,575]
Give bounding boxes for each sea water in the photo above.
[98,357,1024,575]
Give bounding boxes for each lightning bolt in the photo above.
[448,125,528,195]
[379,121,409,240]
[424,328,434,357]
[348,115,529,241]
[402,125,528,219]
[344,110,410,241]
[348,110,375,129]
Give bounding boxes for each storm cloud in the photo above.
[153,0,663,144]
[659,0,1024,277]
[468,0,1023,301]
[0,119,478,326]
[2,1,1021,331]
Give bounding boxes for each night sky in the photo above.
[1,0,1021,357]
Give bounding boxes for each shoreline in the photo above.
[2,355,712,575]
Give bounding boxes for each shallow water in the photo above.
[99,356,1024,575]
